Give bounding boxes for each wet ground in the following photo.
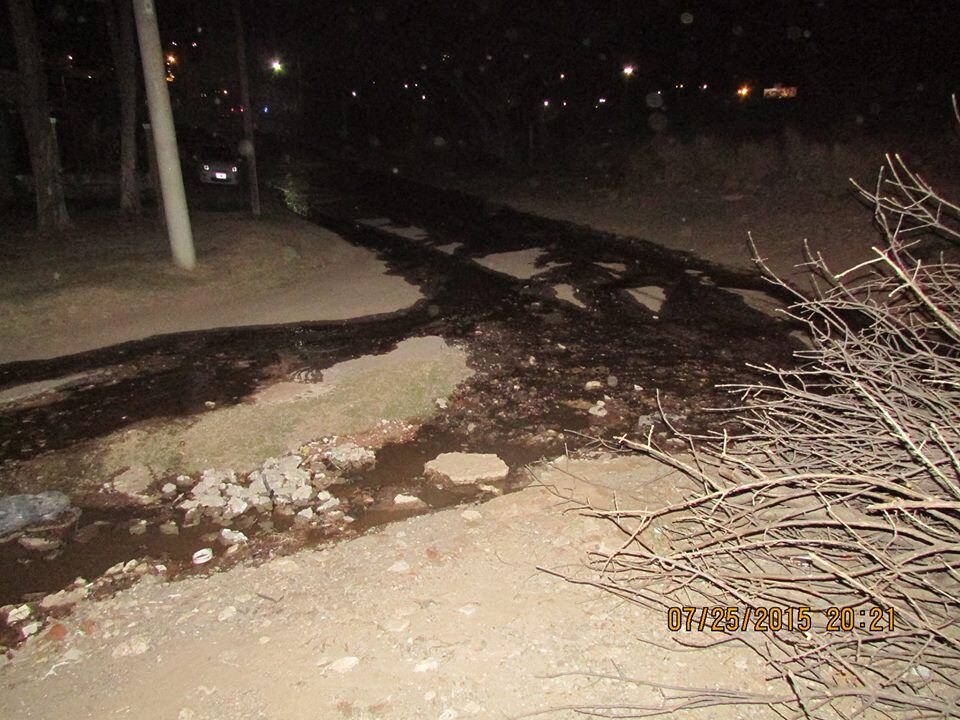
[0,166,803,609]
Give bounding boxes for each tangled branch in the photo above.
[559,107,960,719]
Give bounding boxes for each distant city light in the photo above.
[66,54,73,61]
[700,83,709,90]
[562,100,567,107]
[543,99,550,107]
[421,94,427,101]
[351,90,357,97]
[403,83,409,89]
[622,65,635,77]
[165,74,174,82]
[166,54,176,64]
[191,41,198,48]
[737,85,751,98]
[598,97,607,103]
[222,89,228,95]
[270,59,284,73]
[263,105,269,113]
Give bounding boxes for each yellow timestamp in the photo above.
[666,606,897,633]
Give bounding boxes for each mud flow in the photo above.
[0,168,803,612]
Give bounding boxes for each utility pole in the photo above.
[232,0,260,216]
[131,0,195,269]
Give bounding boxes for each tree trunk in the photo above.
[104,0,141,215]
[232,0,260,217]
[7,0,71,233]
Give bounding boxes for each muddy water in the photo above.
[0,168,803,607]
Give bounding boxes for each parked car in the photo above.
[194,145,241,185]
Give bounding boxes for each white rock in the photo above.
[111,636,150,658]
[5,604,33,623]
[39,588,87,610]
[584,380,603,390]
[388,560,410,573]
[394,493,423,506]
[328,656,360,674]
[161,483,178,498]
[295,508,315,524]
[323,443,376,471]
[423,453,509,485]
[223,496,249,518]
[461,509,482,523]
[20,621,40,639]
[413,658,438,672]
[291,484,315,506]
[588,401,608,417]
[219,529,248,547]
[128,519,148,535]
[317,496,340,512]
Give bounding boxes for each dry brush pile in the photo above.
[564,115,960,718]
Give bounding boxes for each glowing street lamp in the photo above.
[166,54,176,64]
[622,64,635,77]
[737,85,751,98]
[270,58,284,73]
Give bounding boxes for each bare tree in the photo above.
[6,0,70,232]
[103,0,141,215]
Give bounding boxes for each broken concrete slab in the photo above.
[424,452,510,485]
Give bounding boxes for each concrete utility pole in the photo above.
[232,0,261,217]
[131,0,195,269]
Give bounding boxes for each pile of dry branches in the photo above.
[568,116,960,719]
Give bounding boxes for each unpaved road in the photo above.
[2,456,781,720]
[1,170,801,717]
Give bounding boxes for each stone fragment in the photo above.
[328,656,360,673]
[111,636,150,658]
[39,588,87,610]
[5,604,32,624]
[128,519,148,535]
[322,443,376,472]
[18,536,61,551]
[219,529,248,547]
[424,453,509,485]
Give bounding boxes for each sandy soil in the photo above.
[0,211,422,363]
[1,455,781,720]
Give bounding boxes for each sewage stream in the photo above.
[0,167,804,613]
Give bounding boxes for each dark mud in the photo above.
[0,167,804,608]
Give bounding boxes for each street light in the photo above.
[270,58,283,73]
[622,65,635,77]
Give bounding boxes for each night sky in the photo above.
[2,1,957,145]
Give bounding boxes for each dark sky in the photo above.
[1,1,957,121]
